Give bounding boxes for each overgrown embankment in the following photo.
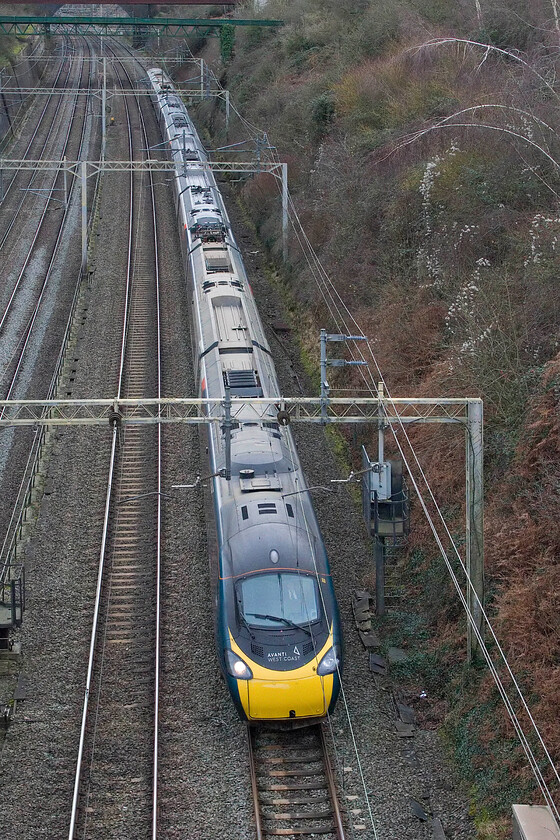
[186,2,560,823]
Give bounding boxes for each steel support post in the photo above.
[63,156,68,206]
[466,397,484,660]
[10,580,16,626]
[200,58,204,99]
[378,381,385,463]
[101,57,106,160]
[0,168,3,202]
[81,161,87,274]
[225,89,230,137]
[374,537,385,616]
[281,162,288,262]
[319,328,329,422]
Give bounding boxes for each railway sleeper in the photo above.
[264,810,334,820]
[268,796,331,806]
[260,782,328,791]
[263,828,337,836]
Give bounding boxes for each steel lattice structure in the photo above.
[0,16,282,37]
[0,396,477,426]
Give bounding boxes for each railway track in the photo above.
[0,37,359,840]
[248,724,347,839]
[0,40,95,393]
[0,42,86,258]
[0,39,102,584]
[68,42,163,840]
[0,44,69,226]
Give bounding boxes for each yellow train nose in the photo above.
[246,674,332,720]
[228,631,337,721]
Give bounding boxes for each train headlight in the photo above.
[317,646,340,676]
[225,650,253,680]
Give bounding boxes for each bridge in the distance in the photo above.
[0,1,282,37]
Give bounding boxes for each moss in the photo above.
[325,423,351,462]
[445,695,535,812]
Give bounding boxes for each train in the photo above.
[147,68,342,725]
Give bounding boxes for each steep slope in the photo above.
[186,0,560,827]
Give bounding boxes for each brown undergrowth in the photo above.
[486,354,560,764]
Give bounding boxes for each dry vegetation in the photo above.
[187,0,560,824]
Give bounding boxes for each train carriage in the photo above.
[148,68,342,724]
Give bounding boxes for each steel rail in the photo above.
[113,41,164,839]
[319,724,346,839]
[0,47,70,214]
[0,37,68,154]
[141,72,163,840]
[0,39,105,608]
[247,724,347,838]
[247,725,264,840]
[67,426,118,839]
[68,37,138,837]
[68,39,163,839]
[0,43,95,401]
[0,42,92,353]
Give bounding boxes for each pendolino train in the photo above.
[148,68,342,724]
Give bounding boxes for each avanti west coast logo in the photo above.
[267,646,301,662]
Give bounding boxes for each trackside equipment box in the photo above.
[512,805,559,840]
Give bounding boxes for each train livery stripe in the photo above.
[219,567,332,581]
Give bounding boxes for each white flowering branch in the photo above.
[552,0,560,46]
[407,38,560,105]
[475,0,483,27]
[375,106,560,174]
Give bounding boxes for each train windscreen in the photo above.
[238,572,319,629]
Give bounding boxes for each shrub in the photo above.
[220,24,235,63]
[242,25,274,50]
[311,91,335,136]
[352,2,401,60]
[477,0,535,51]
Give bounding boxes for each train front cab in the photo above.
[225,631,340,724]
[216,517,342,725]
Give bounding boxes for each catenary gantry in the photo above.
[0,396,479,426]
